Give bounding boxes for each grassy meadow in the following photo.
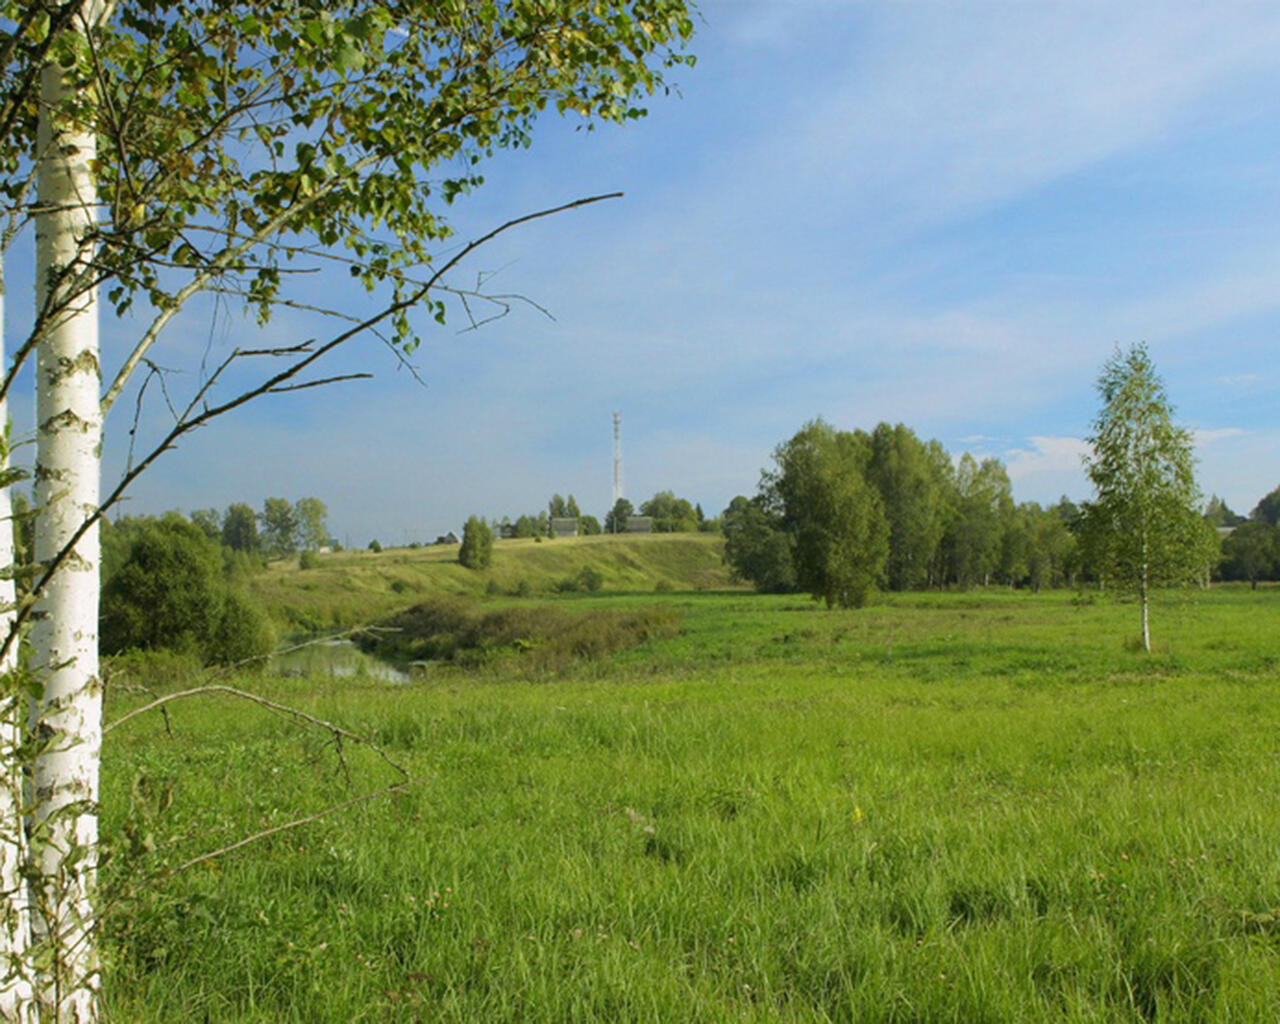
[100,559,1280,1021]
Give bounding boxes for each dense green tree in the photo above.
[1251,485,1280,527]
[640,490,698,532]
[548,494,568,519]
[863,423,950,590]
[260,497,300,557]
[941,455,1011,588]
[295,497,329,550]
[100,517,273,664]
[579,514,602,536]
[459,516,494,570]
[605,498,635,534]
[513,514,539,539]
[1221,522,1277,588]
[1084,343,1205,651]
[769,420,889,609]
[721,496,796,593]
[190,508,222,542]
[1025,503,1078,591]
[221,502,260,554]
[566,495,581,519]
[101,514,159,586]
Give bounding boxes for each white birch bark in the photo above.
[30,37,103,1023]
[0,271,36,1021]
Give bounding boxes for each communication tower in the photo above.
[612,412,622,507]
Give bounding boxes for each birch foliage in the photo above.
[1084,343,1207,651]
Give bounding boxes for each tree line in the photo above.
[484,490,716,543]
[722,420,1238,608]
[722,420,1095,604]
[1211,487,1280,588]
[187,497,332,558]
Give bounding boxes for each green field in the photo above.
[100,582,1280,1022]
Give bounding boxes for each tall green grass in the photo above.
[101,587,1280,1021]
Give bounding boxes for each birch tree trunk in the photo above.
[0,272,36,1022]
[1139,528,1151,653]
[30,38,103,1022]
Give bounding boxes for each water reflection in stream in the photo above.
[270,639,410,684]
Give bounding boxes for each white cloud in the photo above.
[1192,427,1246,445]
[1000,436,1090,503]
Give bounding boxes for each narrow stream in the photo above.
[270,638,410,684]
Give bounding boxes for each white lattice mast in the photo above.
[612,412,622,507]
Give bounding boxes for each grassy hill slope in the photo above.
[250,532,735,631]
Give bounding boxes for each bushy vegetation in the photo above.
[356,596,678,674]
[101,514,275,665]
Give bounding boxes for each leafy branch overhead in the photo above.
[1,0,695,369]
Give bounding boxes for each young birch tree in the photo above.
[1,3,696,1018]
[1084,343,1206,652]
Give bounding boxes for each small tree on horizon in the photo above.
[459,517,494,570]
[1084,343,1208,652]
[605,498,634,534]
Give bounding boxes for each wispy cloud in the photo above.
[1192,427,1246,445]
[1000,436,1090,503]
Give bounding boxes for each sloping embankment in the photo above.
[250,532,735,632]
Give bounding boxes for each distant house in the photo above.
[499,523,517,540]
[625,516,653,534]
[550,517,579,539]
[435,531,459,545]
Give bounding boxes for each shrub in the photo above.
[368,539,382,553]
[207,589,276,666]
[577,566,605,592]
[298,550,319,570]
[514,579,532,597]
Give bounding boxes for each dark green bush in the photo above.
[101,518,275,666]
[298,550,319,570]
[208,589,276,665]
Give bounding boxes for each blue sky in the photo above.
[54,2,1280,543]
